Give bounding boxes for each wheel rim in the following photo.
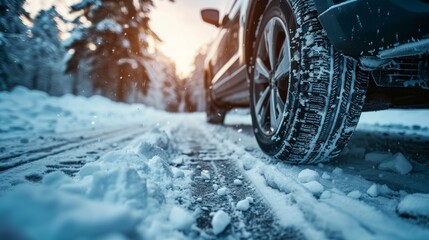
[252,17,291,136]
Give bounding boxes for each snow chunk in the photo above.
[321,172,331,180]
[303,181,324,195]
[201,170,210,180]
[347,190,362,199]
[213,184,219,190]
[217,187,228,196]
[378,153,413,175]
[42,171,72,187]
[211,210,231,235]
[397,193,429,218]
[169,206,194,230]
[320,190,332,199]
[366,184,392,197]
[367,184,379,197]
[236,199,250,211]
[332,167,343,175]
[173,169,185,178]
[364,152,393,163]
[242,155,256,170]
[233,179,243,186]
[298,169,320,183]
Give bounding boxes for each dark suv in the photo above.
[201,0,429,164]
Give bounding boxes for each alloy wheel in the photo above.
[252,17,291,135]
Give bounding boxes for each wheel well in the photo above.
[204,67,211,90]
[244,0,269,66]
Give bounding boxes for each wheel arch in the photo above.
[244,0,269,68]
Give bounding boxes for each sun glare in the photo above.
[150,0,226,78]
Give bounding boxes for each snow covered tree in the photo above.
[30,7,66,93]
[183,47,208,112]
[65,0,156,102]
[142,50,181,111]
[0,0,28,34]
[0,0,31,89]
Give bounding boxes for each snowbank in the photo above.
[0,87,164,135]
[358,109,429,135]
[0,128,195,240]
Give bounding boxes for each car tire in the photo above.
[206,87,226,124]
[249,0,369,163]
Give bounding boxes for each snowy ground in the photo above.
[1,87,429,239]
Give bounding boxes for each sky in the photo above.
[26,0,227,78]
[151,0,226,77]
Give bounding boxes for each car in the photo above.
[200,0,429,164]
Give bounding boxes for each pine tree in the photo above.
[0,0,30,89]
[65,0,156,101]
[185,48,208,112]
[30,7,65,92]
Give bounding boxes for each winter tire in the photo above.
[206,87,226,124]
[249,0,369,163]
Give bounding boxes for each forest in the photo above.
[0,0,205,112]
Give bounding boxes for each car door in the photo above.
[210,0,237,76]
[211,1,247,103]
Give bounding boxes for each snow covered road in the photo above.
[1,88,429,239]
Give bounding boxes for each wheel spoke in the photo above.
[259,101,269,124]
[264,20,276,70]
[273,44,290,82]
[255,57,270,79]
[270,88,278,130]
[255,87,270,122]
[275,89,285,114]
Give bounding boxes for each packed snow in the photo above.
[0,128,196,239]
[298,169,320,183]
[397,193,429,218]
[0,87,157,135]
[1,88,429,239]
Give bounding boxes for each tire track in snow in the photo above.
[175,120,303,239]
[0,125,139,163]
[207,124,329,240]
[0,125,149,193]
[0,125,143,172]
[206,119,429,239]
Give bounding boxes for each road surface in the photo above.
[1,112,429,239]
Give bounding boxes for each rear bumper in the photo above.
[317,0,429,57]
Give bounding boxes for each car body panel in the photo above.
[203,0,429,109]
[204,0,251,106]
[317,0,429,57]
